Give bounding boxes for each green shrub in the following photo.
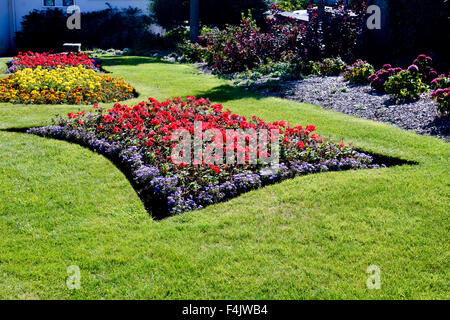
[430,74,450,115]
[431,88,449,115]
[275,0,309,11]
[317,58,347,76]
[384,70,428,100]
[430,74,450,90]
[297,61,320,76]
[178,41,208,63]
[343,60,375,84]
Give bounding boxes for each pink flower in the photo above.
[407,64,419,73]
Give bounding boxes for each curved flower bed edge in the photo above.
[27,97,386,218]
[28,125,384,218]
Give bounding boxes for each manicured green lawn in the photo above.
[0,56,448,299]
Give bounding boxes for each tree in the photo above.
[151,0,269,30]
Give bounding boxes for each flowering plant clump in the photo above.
[369,54,442,93]
[343,60,375,84]
[430,74,450,90]
[28,97,384,217]
[431,88,449,115]
[0,66,136,104]
[384,69,428,101]
[412,54,438,84]
[368,64,403,92]
[430,73,450,115]
[6,51,100,73]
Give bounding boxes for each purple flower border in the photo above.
[28,125,385,218]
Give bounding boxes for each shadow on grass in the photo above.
[1,127,30,133]
[354,148,417,167]
[192,84,266,103]
[101,57,267,102]
[101,56,174,67]
[2,127,418,220]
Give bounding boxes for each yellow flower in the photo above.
[0,66,135,104]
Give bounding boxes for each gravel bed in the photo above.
[265,76,449,141]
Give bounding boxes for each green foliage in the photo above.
[177,41,208,63]
[177,27,218,63]
[162,27,190,49]
[384,70,428,100]
[431,88,450,116]
[343,60,376,84]
[232,57,349,87]
[232,61,301,88]
[275,0,309,11]
[430,75,450,90]
[298,60,321,76]
[317,58,347,76]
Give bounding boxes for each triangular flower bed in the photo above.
[28,97,388,219]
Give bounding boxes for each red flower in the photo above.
[56,97,329,178]
[151,118,161,125]
[211,166,221,173]
[297,141,305,149]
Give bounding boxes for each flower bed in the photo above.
[28,97,384,217]
[6,51,100,74]
[0,66,136,104]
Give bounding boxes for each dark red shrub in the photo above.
[202,6,306,73]
[302,1,367,62]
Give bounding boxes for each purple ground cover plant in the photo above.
[27,97,385,218]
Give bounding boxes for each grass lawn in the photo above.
[0,56,448,299]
